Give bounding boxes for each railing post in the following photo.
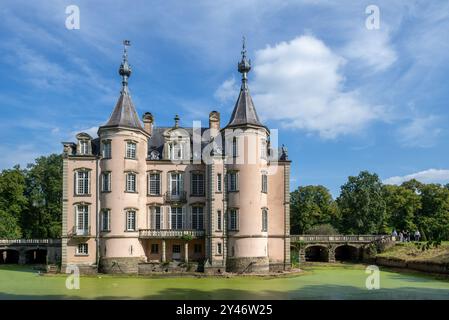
[162,240,166,263]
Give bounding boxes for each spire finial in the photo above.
[238,36,251,90]
[119,40,132,93]
[174,114,180,128]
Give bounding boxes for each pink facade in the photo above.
[61,41,291,274]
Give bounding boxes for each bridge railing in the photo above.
[0,239,61,245]
[290,235,392,242]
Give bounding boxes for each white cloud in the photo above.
[251,35,383,138]
[384,169,449,185]
[342,28,397,72]
[214,77,239,103]
[397,115,442,148]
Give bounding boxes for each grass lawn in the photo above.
[377,241,449,264]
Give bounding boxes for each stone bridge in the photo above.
[0,239,61,265]
[290,235,394,263]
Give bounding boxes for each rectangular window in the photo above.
[262,209,268,232]
[76,205,89,235]
[126,142,137,159]
[171,207,183,230]
[77,243,88,255]
[80,140,89,155]
[217,173,222,192]
[191,206,204,230]
[229,209,238,231]
[228,172,238,192]
[102,141,111,158]
[153,206,161,230]
[102,172,111,192]
[126,173,137,192]
[126,210,136,231]
[151,243,159,254]
[261,174,268,193]
[101,209,110,231]
[217,210,222,231]
[194,244,202,253]
[76,171,89,195]
[170,143,183,160]
[191,172,205,196]
[261,140,267,159]
[170,173,183,196]
[172,244,181,253]
[148,173,161,195]
[232,137,238,157]
[217,243,222,255]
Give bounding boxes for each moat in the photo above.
[1,264,449,299]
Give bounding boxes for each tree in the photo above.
[21,154,63,238]
[383,184,421,232]
[0,166,27,238]
[290,185,338,234]
[416,184,449,240]
[337,171,386,234]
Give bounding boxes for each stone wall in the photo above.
[226,256,269,273]
[375,256,449,274]
[99,257,144,274]
[138,261,200,274]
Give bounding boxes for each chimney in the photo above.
[142,112,154,135]
[209,111,220,131]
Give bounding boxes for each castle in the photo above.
[61,40,291,274]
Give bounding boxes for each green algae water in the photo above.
[1,264,449,299]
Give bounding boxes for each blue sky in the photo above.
[0,0,448,196]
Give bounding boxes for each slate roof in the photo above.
[226,86,264,128]
[102,90,144,130]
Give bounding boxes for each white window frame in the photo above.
[261,173,268,193]
[75,170,90,195]
[232,137,238,158]
[76,204,89,235]
[79,140,89,155]
[126,172,137,193]
[101,209,111,232]
[262,209,268,232]
[76,243,88,255]
[126,210,137,231]
[191,172,205,196]
[151,206,163,230]
[228,172,238,192]
[169,172,183,196]
[229,209,238,231]
[261,139,267,159]
[102,172,111,192]
[126,141,137,159]
[148,172,161,195]
[102,140,111,159]
[191,206,204,230]
[217,173,222,192]
[170,206,183,230]
[217,210,222,231]
[169,142,183,160]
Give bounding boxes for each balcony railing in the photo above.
[68,226,91,238]
[290,235,392,243]
[164,191,187,203]
[139,229,205,239]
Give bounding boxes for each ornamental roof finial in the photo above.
[119,40,132,93]
[238,36,251,90]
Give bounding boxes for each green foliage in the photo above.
[21,154,63,238]
[181,234,193,241]
[290,185,338,234]
[337,171,387,234]
[0,166,27,238]
[304,223,338,235]
[383,184,421,231]
[414,240,442,251]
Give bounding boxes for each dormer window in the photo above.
[169,142,183,160]
[79,140,89,155]
[126,142,137,159]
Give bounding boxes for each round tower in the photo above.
[224,38,270,273]
[97,41,150,273]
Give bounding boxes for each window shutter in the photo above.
[182,206,186,229]
[88,171,91,194]
[74,172,77,195]
[168,207,172,229]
